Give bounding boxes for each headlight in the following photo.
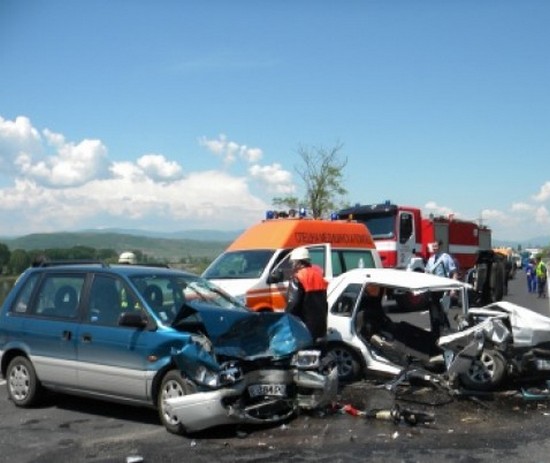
[192,361,243,388]
[219,361,243,384]
[292,350,321,369]
[194,365,220,387]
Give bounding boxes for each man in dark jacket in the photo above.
[285,247,328,342]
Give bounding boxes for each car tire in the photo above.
[459,349,506,391]
[325,343,361,382]
[157,370,196,435]
[6,356,42,407]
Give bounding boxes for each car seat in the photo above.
[143,284,164,311]
[90,280,121,324]
[50,285,79,318]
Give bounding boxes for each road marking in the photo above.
[0,380,6,386]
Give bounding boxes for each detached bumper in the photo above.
[295,366,339,409]
[163,367,338,433]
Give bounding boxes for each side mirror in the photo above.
[268,268,284,284]
[119,311,149,329]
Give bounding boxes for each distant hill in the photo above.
[1,231,233,261]
[78,227,243,242]
[493,236,550,249]
[1,228,547,262]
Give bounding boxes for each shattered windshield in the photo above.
[130,273,248,325]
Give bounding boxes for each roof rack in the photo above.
[34,259,108,268]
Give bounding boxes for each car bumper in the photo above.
[163,366,338,433]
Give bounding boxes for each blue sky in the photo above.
[0,0,549,243]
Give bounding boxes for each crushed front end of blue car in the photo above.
[166,310,338,433]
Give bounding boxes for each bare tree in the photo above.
[273,142,348,218]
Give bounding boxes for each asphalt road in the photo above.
[1,270,550,463]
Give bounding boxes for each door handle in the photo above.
[82,333,92,343]
[62,330,72,341]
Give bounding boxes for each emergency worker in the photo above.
[285,247,329,342]
[425,241,458,279]
[535,256,548,298]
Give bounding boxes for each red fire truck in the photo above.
[338,201,506,303]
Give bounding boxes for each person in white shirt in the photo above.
[425,241,458,279]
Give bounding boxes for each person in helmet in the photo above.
[285,247,329,343]
[118,252,137,265]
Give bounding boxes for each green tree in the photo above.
[8,249,31,275]
[0,242,11,274]
[273,142,348,218]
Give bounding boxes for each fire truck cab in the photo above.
[338,202,491,278]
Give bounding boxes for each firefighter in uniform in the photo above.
[285,247,329,343]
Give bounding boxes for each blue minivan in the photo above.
[0,262,337,434]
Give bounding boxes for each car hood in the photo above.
[174,305,314,360]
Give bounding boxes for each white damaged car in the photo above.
[324,268,470,382]
[325,267,550,392]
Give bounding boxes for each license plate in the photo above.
[248,383,287,397]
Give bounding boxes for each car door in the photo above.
[76,273,158,402]
[15,273,85,388]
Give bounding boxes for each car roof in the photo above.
[328,268,470,293]
[28,262,193,278]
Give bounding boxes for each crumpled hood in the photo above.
[175,305,314,360]
[212,311,314,359]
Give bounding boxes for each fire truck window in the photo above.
[399,213,413,244]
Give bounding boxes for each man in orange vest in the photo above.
[285,247,329,343]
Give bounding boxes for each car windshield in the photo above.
[202,249,275,279]
[130,273,248,325]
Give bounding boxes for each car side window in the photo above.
[88,275,126,326]
[330,283,361,317]
[10,273,40,315]
[33,274,85,319]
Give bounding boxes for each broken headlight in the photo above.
[193,365,220,387]
[191,361,243,388]
[291,350,321,370]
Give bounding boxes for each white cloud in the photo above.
[0,116,42,172]
[511,202,534,212]
[0,116,274,234]
[0,118,110,188]
[136,154,183,181]
[199,134,263,164]
[15,137,109,187]
[480,208,510,223]
[248,163,295,194]
[534,205,550,225]
[533,181,550,202]
[423,201,456,218]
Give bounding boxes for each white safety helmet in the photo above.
[290,247,310,262]
[118,251,137,265]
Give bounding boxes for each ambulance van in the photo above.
[202,212,382,312]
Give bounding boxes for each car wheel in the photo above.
[326,344,361,382]
[459,349,506,391]
[157,370,196,435]
[6,356,42,407]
